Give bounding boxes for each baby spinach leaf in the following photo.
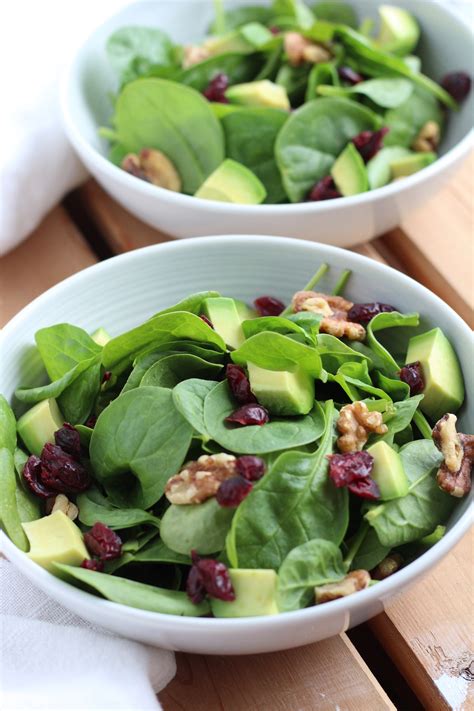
[161,497,235,555]
[255,41,284,81]
[221,108,288,204]
[364,440,456,547]
[313,1,357,27]
[232,331,324,377]
[366,312,419,376]
[181,53,262,91]
[133,538,191,565]
[55,564,210,617]
[107,27,175,84]
[172,378,217,439]
[113,78,225,194]
[150,291,221,318]
[316,334,370,373]
[103,311,226,374]
[242,315,310,341]
[90,386,193,509]
[305,62,339,102]
[350,526,390,571]
[204,381,325,454]
[367,146,411,189]
[12,448,41,523]
[374,371,409,401]
[209,6,274,32]
[276,63,311,105]
[318,77,414,108]
[35,324,102,381]
[329,360,390,401]
[14,357,98,404]
[0,395,16,453]
[275,97,380,202]
[77,490,161,530]
[277,538,346,611]
[0,448,29,551]
[226,401,348,569]
[58,358,102,424]
[384,87,444,148]
[273,0,315,28]
[140,353,222,388]
[371,395,423,444]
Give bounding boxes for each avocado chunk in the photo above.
[390,152,436,179]
[226,80,291,110]
[23,510,90,572]
[17,399,64,456]
[202,297,246,349]
[210,569,279,617]
[91,327,111,346]
[367,441,409,500]
[247,362,315,416]
[405,328,464,420]
[195,159,267,205]
[331,143,369,196]
[234,299,257,321]
[376,5,420,56]
[367,146,411,189]
[203,30,253,56]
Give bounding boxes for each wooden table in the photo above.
[1,155,472,711]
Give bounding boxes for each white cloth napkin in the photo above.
[0,559,176,711]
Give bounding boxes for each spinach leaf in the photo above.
[255,41,284,81]
[204,381,325,454]
[90,386,193,508]
[242,315,310,341]
[276,63,311,105]
[107,26,175,84]
[366,312,419,375]
[209,6,274,32]
[0,395,16,452]
[172,378,217,439]
[113,78,225,194]
[14,357,98,404]
[364,440,456,547]
[0,448,28,551]
[77,490,161,530]
[384,87,444,148]
[149,291,221,318]
[313,1,357,27]
[140,353,222,388]
[231,331,324,377]
[58,358,102,424]
[371,395,423,444]
[277,538,346,611]
[318,77,414,108]
[160,497,235,555]
[103,311,226,374]
[330,360,390,401]
[275,97,380,202]
[55,564,210,616]
[221,108,288,204]
[35,324,101,381]
[134,538,191,565]
[316,334,370,373]
[374,371,410,401]
[181,53,262,91]
[367,146,411,189]
[226,401,348,568]
[305,62,339,103]
[273,0,315,28]
[13,448,41,523]
[350,526,390,571]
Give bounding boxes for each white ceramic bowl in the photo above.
[61,0,474,247]
[1,236,473,654]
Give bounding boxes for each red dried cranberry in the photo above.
[269,25,280,34]
[236,455,266,481]
[307,176,341,202]
[399,361,425,396]
[54,423,81,460]
[84,522,122,560]
[101,371,112,384]
[22,456,56,499]
[348,477,380,500]
[216,476,253,507]
[226,403,270,426]
[203,73,229,103]
[254,296,285,316]
[352,127,389,162]
[441,72,471,102]
[226,364,256,405]
[85,416,97,429]
[40,444,91,494]
[338,66,364,85]
[328,451,374,487]
[347,302,396,324]
[81,558,105,572]
[199,314,214,329]
[187,551,235,603]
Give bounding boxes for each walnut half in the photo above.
[432,414,474,497]
[284,32,331,67]
[165,454,237,505]
[291,291,366,341]
[337,401,388,453]
[49,494,79,521]
[315,570,370,604]
[121,149,182,192]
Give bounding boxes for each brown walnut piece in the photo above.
[165,454,237,505]
[48,494,79,521]
[412,120,440,153]
[183,44,211,68]
[371,553,403,580]
[284,32,331,67]
[121,149,182,192]
[337,401,388,453]
[432,413,474,497]
[291,291,366,341]
[315,570,371,604]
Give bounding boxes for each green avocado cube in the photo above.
[17,399,64,456]
[210,569,279,617]
[367,441,409,500]
[195,159,267,205]
[331,143,369,196]
[376,5,420,56]
[226,80,290,110]
[23,511,90,572]
[247,362,315,416]
[202,297,245,350]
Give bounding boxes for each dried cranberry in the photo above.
[348,477,380,500]
[216,476,253,507]
[40,444,91,494]
[101,371,112,384]
[200,314,214,329]
[236,455,266,481]
[307,176,341,202]
[338,66,364,85]
[347,302,396,324]
[22,456,56,499]
[352,127,389,163]
[254,296,285,316]
[187,551,235,603]
[441,72,471,102]
[399,361,425,396]
[84,522,122,561]
[328,451,374,487]
[85,416,97,429]
[54,423,81,460]
[226,364,256,405]
[81,558,104,572]
[203,73,229,103]
[226,403,270,426]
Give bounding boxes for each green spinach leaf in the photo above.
[0,395,16,452]
[161,497,235,555]
[318,77,414,108]
[172,378,217,439]
[107,26,175,84]
[231,331,324,377]
[35,324,101,381]
[0,448,28,551]
[384,87,444,148]
[209,6,274,32]
[350,526,390,571]
[181,53,262,91]
[77,490,161,530]
[140,353,222,388]
[313,1,357,27]
[316,334,371,373]
[366,312,419,375]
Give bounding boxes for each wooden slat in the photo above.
[370,530,474,711]
[0,206,97,326]
[160,634,395,711]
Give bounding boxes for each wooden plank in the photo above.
[370,530,474,711]
[160,634,395,711]
[0,206,97,326]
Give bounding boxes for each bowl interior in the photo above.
[67,0,474,164]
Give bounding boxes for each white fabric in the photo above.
[0,560,176,711]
